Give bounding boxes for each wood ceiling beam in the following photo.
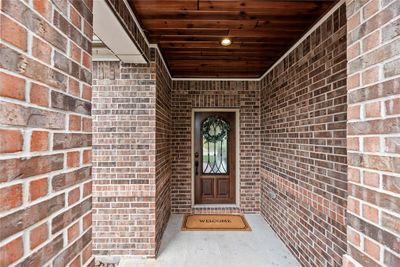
[158,41,287,49]
[163,50,281,55]
[165,55,277,60]
[136,10,320,21]
[168,59,273,66]
[198,1,333,12]
[142,19,313,30]
[148,35,299,42]
[173,73,262,78]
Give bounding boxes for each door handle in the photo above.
[195,160,199,175]
[194,152,199,175]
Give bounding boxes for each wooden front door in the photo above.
[194,112,236,204]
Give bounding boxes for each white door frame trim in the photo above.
[191,108,240,208]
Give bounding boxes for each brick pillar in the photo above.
[345,0,400,266]
[92,61,158,259]
[92,52,172,261]
[0,0,93,266]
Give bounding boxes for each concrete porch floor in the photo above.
[119,214,300,267]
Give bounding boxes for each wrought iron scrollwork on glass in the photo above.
[201,116,230,174]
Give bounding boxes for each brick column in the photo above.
[92,61,158,258]
[92,51,172,261]
[0,0,93,266]
[345,0,400,266]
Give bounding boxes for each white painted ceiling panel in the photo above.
[93,0,146,64]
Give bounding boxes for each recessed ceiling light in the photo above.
[221,38,232,46]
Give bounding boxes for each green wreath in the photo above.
[201,116,230,143]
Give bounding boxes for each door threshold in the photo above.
[192,204,239,208]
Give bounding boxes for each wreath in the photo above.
[201,116,230,143]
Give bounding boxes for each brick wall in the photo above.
[92,50,171,260]
[2,0,399,266]
[260,4,348,267]
[344,1,400,266]
[155,53,172,251]
[171,80,260,214]
[92,61,157,258]
[0,0,93,266]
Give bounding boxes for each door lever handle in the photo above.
[195,160,199,175]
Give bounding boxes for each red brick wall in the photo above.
[260,4,348,266]
[92,50,171,260]
[344,1,400,266]
[171,80,260,214]
[0,0,93,266]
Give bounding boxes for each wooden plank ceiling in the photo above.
[129,0,337,78]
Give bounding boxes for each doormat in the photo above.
[181,214,251,231]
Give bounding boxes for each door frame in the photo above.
[191,108,240,207]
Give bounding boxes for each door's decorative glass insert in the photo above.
[201,116,230,174]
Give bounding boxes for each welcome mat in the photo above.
[181,214,251,231]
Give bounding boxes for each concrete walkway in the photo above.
[119,214,300,267]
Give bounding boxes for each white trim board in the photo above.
[118,0,346,81]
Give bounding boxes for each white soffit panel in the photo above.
[92,47,119,61]
[93,0,146,64]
